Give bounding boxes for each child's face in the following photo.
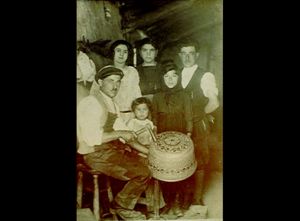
[134,103,149,120]
[164,70,178,88]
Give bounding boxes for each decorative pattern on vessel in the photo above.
[148,131,197,182]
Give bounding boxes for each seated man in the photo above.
[77,65,151,220]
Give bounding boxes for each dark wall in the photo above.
[77,1,124,71]
[77,1,123,42]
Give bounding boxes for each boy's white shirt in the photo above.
[181,65,220,113]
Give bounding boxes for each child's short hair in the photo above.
[131,97,152,112]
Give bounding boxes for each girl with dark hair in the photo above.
[152,60,192,135]
[152,60,194,218]
[136,38,162,100]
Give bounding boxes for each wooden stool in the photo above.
[77,155,162,220]
[77,163,117,221]
[137,179,161,219]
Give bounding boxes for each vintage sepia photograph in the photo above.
[76,0,223,220]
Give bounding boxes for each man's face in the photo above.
[178,46,199,68]
[99,75,122,98]
[113,44,129,65]
[140,44,157,64]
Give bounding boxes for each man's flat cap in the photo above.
[95,65,124,81]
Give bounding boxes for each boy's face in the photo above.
[140,44,157,64]
[134,103,149,120]
[164,70,179,89]
[178,46,199,68]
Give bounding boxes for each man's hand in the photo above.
[206,114,215,124]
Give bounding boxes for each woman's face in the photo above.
[113,44,128,65]
[163,70,178,88]
[140,43,157,64]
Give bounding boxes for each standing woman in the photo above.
[111,40,142,124]
[136,37,162,101]
[90,40,142,124]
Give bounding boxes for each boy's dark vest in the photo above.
[181,67,208,122]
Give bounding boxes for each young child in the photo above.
[127,96,166,217]
[152,60,193,218]
[127,97,156,149]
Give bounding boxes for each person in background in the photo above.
[77,65,150,220]
[152,60,193,218]
[178,38,220,209]
[136,38,162,101]
[77,44,96,105]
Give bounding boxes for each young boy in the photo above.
[127,97,156,154]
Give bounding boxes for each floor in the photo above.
[78,169,222,220]
[78,135,223,220]
[160,171,223,220]
[202,139,223,219]
[202,170,223,219]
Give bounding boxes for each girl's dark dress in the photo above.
[152,77,194,213]
[152,86,192,134]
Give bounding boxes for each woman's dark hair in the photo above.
[135,37,160,65]
[131,97,152,112]
[135,37,159,50]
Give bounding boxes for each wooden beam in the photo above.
[167,21,222,42]
[145,14,222,43]
[122,0,197,34]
